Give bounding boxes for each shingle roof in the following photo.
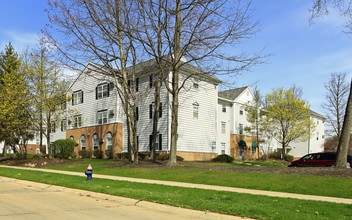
[218,86,248,101]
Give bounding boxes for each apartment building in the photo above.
[49,60,325,160]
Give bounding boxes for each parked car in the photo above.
[288,152,352,167]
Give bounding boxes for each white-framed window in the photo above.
[239,106,244,115]
[221,122,226,133]
[239,123,243,134]
[97,110,108,124]
[74,115,82,128]
[149,103,162,119]
[93,133,99,150]
[61,119,67,132]
[96,83,109,99]
[106,132,113,150]
[221,142,226,155]
[51,122,56,133]
[61,101,66,110]
[193,102,199,118]
[80,135,86,150]
[222,104,226,112]
[72,90,83,105]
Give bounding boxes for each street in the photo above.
[0,176,244,220]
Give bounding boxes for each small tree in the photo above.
[263,87,315,158]
[51,139,77,159]
[24,45,69,155]
[322,72,349,138]
[245,88,264,158]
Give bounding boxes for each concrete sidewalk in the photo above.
[1,165,352,205]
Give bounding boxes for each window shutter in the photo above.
[72,93,74,105]
[81,91,84,103]
[159,134,162,150]
[95,87,98,99]
[107,83,110,97]
[159,103,162,118]
[136,107,139,121]
[149,104,153,119]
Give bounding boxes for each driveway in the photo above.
[0,176,246,220]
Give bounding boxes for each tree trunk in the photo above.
[168,0,181,166]
[335,78,352,168]
[2,141,7,157]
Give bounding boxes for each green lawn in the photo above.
[1,159,351,220]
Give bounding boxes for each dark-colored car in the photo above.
[288,152,352,167]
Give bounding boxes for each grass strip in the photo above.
[46,159,352,199]
[1,167,351,220]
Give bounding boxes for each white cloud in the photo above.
[0,30,40,52]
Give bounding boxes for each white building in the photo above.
[0,132,46,155]
[49,60,325,160]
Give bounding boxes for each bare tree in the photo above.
[311,0,352,168]
[45,0,141,163]
[45,0,263,165]
[336,79,352,167]
[132,0,263,165]
[322,72,349,138]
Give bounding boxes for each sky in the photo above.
[0,0,351,115]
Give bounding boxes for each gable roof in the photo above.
[218,86,249,101]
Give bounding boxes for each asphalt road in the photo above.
[0,176,246,220]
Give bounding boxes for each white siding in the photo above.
[217,100,232,155]
[68,68,122,128]
[232,88,253,135]
[49,62,326,160]
[290,116,325,157]
[177,75,218,153]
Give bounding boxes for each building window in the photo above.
[193,82,199,89]
[193,102,199,118]
[149,133,162,151]
[74,115,82,128]
[60,100,66,110]
[222,105,226,112]
[93,134,99,150]
[221,142,226,155]
[239,106,244,115]
[128,78,139,92]
[72,90,83,105]
[61,119,67,132]
[80,135,86,150]
[96,83,109,99]
[221,122,226,134]
[149,103,162,119]
[239,123,243,134]
[35,133,39,144]
[51,122,56,133]
[106,132,113,150]
[97,110,108,124]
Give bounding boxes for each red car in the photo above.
[288,152,352,167]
